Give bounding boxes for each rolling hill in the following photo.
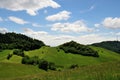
[0,33,120,80]
[91,41,120,54]
[0,45,120,80]
[0,32,45,51]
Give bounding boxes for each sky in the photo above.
[0,0,120,46]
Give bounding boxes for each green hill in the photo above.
[0,45,120,80]
[91,41,120,54]
[59,41,99,57]
[0,34,120,80]
[24,46,120,67]
[0,32,45,51]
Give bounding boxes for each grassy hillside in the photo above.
[0,62,44,80]
[0,46,120,80]
[14,61,120,80]
[25,46,120,68]
[0,50,12,61]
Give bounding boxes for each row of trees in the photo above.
[6,49,56,71]
[59,41,99,57]
[22,56,56,71]
[0,33,45,51]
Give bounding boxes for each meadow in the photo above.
[0,46,120,80]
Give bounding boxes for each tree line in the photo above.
[59,41,99,57]
[0,32,45,51]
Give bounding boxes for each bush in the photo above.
[49,62,56,70]
[70,64,79,69]
[7,54,13,60]
[21,55,30,64]
[38,60,49,71]
[13,49,24,57]
[21,56,57,71]
[21,56,39,65]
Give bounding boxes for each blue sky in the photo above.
[0,0,120,46]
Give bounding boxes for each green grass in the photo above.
[0,46,120,80]
[0,62,45,80]
[25,46,120,68]
[13,61,120,80]
[90,46,120,61]
[0,50,12,61]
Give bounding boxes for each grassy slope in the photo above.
[25,46,120,67]
[0,46,120,80]
[0,62,44,80]
[16,61,120,80]
[0,50,44,79]
[0,50,12,61]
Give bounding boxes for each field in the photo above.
[0,46,120,80]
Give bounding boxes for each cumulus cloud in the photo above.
[0,0,60,16]
[8,16,28,25]
[53,35,74,40]
[102,17,120,29]
[46,10,71,21]
[51,20,92,33]
[23,29,115,46]
[0,27,8,33]
[23,28,48,35]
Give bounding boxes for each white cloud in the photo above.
[116,32,120,36]
[8,16,28,25]
[76,34,114,45]
[102,17,120,29]
[46,10,71,21]
[22,28,116,46]
[21,28,115,46]
[23,28,48,35]
[51,20,92,33]
[32,23,41,27]
[0,17,3,21]
[0,0,60,16]
[0,27,8,33]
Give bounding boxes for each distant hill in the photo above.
[91,41,120,54]
[59,41,99,57]
[0,32,45,51]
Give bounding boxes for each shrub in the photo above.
[21,56,40,65]
[38,60,49,71]
[49,62,56,70]
[70,64,79,69]
[13,49,24,57]
[21,55,30,64]
[7,54,13,60]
